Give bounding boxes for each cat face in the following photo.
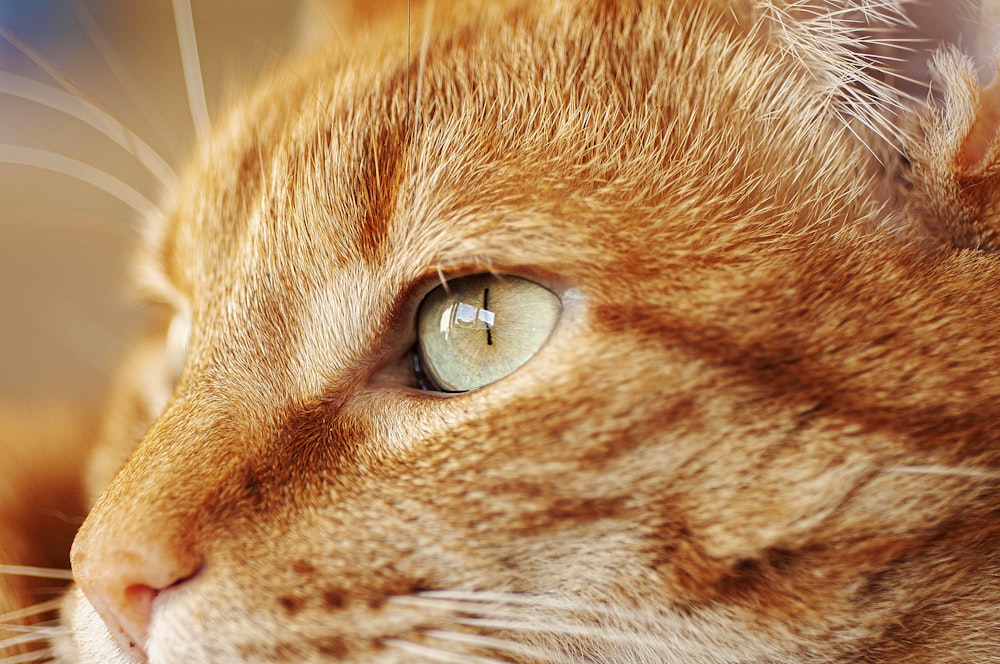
[47,0,1000,662]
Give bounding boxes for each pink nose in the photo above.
[71,521,202,657]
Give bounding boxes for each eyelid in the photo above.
[412,262,568,299]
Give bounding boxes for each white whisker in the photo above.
[0,567,72,582]
[0,146,157,217]
[0,23,173,167]
[0,629,64,650]
[413,590,625,617]
[0,649,55,664]
[888,465,1000,479]
[413,0,437,136]
[0,25,81,94]
[391,594,549,623]
[416,590,549,605]
[69,0,181,156]
[396,590,711,659]
[397,590,671,634]
[458,616,670,652]
[458,616,599,639]
[382,638,509,664]
[0,626,65,636]
[424,629,561,661]
[171,0,211,143]
[391,594,480,614]
[0,72,176,188]
[0,599,63,626]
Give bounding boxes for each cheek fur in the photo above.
[4,1,1000,664]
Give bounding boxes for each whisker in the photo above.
[0,629,64,650]
[457,616,676,652]
[390,594,544,622]
[391,594,478,613]
[382,638,509,664]
[0,626,66,636]
[0,649,56,664]
[69,0,181,157]
[410,590,627,618]
[413,0,437,135]
[398,590,691,657]
[0,23,176,179]
[415,590,546,605]
[0,25,85,96]
[0,145,157,217]
[396,590,667,634]
[171,0,212,143]
[888,465,1000,479]
[424,629,561,661]
[0,567,72,582]
[0,599,63,625]
[0,72,176,188]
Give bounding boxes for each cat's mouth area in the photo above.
[57,575,773,664]
[57,576,530,663]
[57,586,139,664]
[58,572,439,663]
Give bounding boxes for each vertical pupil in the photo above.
[483,288,493,346]
[416,275,561,392]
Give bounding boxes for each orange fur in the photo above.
[5,0,1000,662]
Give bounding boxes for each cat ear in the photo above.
[907,0,1000,251]
[908,0,1000,169]
[763,0,1000,250]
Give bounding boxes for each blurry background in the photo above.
[0,1,305,401]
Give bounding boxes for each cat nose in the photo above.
[70,515,203,657]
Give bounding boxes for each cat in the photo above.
[4,0,1000,661]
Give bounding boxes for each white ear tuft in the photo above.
[759,1,1000,250]
[759,0,921,146]
[898,0,1000,250]
[758,0,998,149]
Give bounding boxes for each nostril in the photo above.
[118,584,159,648]
[82,566,202,659]
[72,537,203,659]
[83,571,199,657]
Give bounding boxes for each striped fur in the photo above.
[4,0,1000,662]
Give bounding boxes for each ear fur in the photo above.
[762,0,1000,251]
[909,0,1000,251]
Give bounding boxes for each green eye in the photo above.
[416,274,561,392]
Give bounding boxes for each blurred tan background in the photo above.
[0,1,306,401]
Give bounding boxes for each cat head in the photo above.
[60,1,1000,662]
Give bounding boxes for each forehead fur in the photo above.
[153,0,882,309]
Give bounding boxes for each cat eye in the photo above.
[416,274,561,392]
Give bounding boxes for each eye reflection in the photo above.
[416,275,561,392]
